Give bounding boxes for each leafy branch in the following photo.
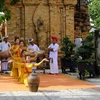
[0,0,20,24]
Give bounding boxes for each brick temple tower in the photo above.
[5,0,90,50]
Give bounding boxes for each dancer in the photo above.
[9,50,48,86]
[10,36,20,78]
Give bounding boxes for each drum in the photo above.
[35,50,45,57]
[0,50,12,60]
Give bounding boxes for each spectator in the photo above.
[75,36,82,53]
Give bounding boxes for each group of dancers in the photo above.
[0,35,59,86]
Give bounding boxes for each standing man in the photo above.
[0,36,11,73]
[75,36,82,53]
[48,36,59,75]
[28,38,40,72]
[0,38,2,52]
[0,38,2,72]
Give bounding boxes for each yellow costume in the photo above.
[18,56,37,84]
[15,60,43,86]
[10,46,44,87]
[10,45,21,78]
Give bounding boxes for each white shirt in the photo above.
[0,42,2,51]
[0,41,11,52]
[75,38,82,47]
[48,43,59,58]
[28,44,40,52]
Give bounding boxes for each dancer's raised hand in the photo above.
[43,58,49,62]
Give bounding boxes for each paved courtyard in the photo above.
[0,88,100,100]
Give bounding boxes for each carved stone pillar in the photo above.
[49,5,60,40]
[65,5,75,41]
[64,0,77,41]
[64,0,77,5]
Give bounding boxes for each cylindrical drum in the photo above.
[27,73,40,92]
[0,50,11,60]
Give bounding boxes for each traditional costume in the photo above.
[12,58,46,86]
[10,41,21,78]
[0,40,2,71]
[48,36,59,74]
[17,55,38,83]
[28,39,40,71]
[0,36,11,71]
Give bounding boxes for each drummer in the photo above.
[0,38,2,52]
[27,38,40,72]
[0,38,2,72]
[0,36,11,73]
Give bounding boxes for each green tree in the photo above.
[88,0,100,28]
[0,0,20,25]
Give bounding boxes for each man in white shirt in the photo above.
[48,36,59,75]
[0,38,2,52]
[28,38,40,72]
[0,36,11,73]
[0,38,2,72]
[75,37,82,53]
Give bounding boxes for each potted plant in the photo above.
[94,29,100,76]
[60,37,76,73]
[76,33,95,79]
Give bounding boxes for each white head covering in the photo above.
[28,38,33,43]
[3,36,8,39]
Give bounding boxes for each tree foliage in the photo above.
[10,0,20,5]
[88,0,100,28]
[0,0,20,25]
[61,37,76,61]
